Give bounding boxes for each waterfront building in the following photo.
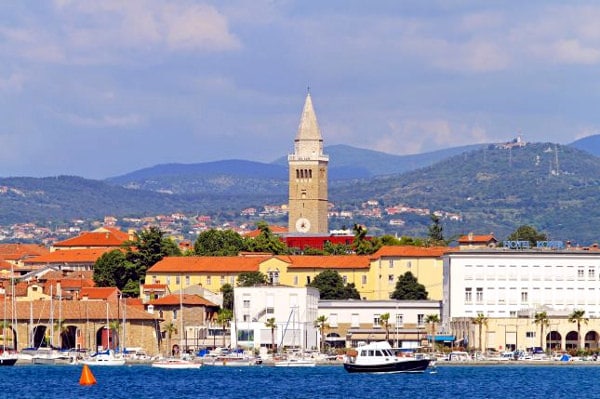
[230,286,319,351]
[318,299,442,349]
[444,245,600,351]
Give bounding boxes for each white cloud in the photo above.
[61,112,143,128]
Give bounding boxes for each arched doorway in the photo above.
[94,326,118,351]
[60,326,77,350]
[0,325,17,351]
[546,330,562,351]
[31,325,53,348]
[585,331,598,350]
[565,331,579,350]
[325,332,345,349]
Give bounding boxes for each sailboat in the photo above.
[0,276,18,366]
[81,300,125,366]
[274,306,316,367]
[151,285,201,369]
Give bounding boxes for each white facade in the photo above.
[443,249,600,324]
[231,286,320,351]
[319,300,442,348]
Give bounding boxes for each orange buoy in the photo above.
[79,364,97,386]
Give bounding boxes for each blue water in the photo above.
[0,364,596,399]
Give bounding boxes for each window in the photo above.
[388,274,395,284]
[166,276,171,285]
[306,276,311,285]
[242,314,250,322]
[351,313,360,328]
[476,287,483,302]
[266,294,274,314]
[243,299,250,309]
[220,276,225,284]
[185,275,190,286]
[396,314,403,328]
[417,314,424,327]
[268,269,280,285]
[373,314,381,327]
[578,268,585,279]
[293,276,298,285]
[342,275,348,284]
[175,275,180,285]
[589,268,596,279]
[465,288,472,302]
[362,275,367,285]
[173,309,178,320]
[521,290,528,303]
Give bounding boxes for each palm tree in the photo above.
[315,315,328,353]
[265,317,277,352]
[471,313,488,352]
[425,314,440,352]
[568,309,589,351]
[216,309,233,348]
[163,321,178,356]
[380,313,390,343]
[533,311,550,350]
[109,320,120,350]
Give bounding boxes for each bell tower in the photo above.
[288,92,329,234]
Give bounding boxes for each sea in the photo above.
[0,363,595,399]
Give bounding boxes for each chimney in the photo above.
[468,232,474,241]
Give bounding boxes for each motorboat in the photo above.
[151,357,202,369]
[81,350,126,366]
[343,341,430,373]
[274,357,316,367]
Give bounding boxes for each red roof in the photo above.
[372,246,451,258]
[24,248,115,264]
[80,287,120,300]
[279,255,371,269]
[244,225,288,238]
[0,243,49,260]
[458,234,497,243]
[147,256,270,273]
[149,293,217,307]
[53,227,130,248]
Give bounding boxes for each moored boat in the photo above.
[81,349,126,366]
[343,341,430,373]
[151,357,202,369]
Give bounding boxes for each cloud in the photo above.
[60,112,143,128]
[370,118,492,155]
[0,72,25,92]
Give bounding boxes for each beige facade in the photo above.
[288,93,329,234]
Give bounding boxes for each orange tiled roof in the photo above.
[279,255,371,269]
[0,243,49,260]
[41,270,94,280]
[147,256,270,273]
[244,225,288,238]
[142,284,167,290]
[24,248,114,264]
[53,227,130,248]
[458,234,497,243]
[2,300,156,322]
[80,287,120,300]
[372,246,452,258]
[44,278,95,294]
[0,259,11,270]
[149,293,217,307]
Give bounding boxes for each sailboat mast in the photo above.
[179,275,184,354]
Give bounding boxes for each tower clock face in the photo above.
[295,217,311,233]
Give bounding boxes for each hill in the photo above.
[569,134,600,157]
[331,142,600,244]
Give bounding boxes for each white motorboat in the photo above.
[151,357,202,369]
[81,350,126,366]
[274,357,316,367]
[343,341,430,373]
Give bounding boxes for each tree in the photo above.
[390,271,428,300]
[93,250,132,290]
[315,315,328,353]
[237,271,268,287]
[163,321,178,356]
[265,317,277,352]
[220,284,234,311]
[308,270,360,300]
[194,229,244,256]
[380,313,390,343]
[425,314,440,351]
[472,313,488,352]
[121,226,182,296]
[533,311,550,350]
[244,221,288,254]
[352,224,378,255]
[217,309,233,348]
[568,309,589,351]
[427,214,445,245]
[323,241,350,255]
[506,225,547,247]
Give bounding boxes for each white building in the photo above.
[318,299,442,349]
[231,286,319,351]
[443,246,600,350]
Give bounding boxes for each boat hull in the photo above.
[0,357,18,366]
[343,358,430,373]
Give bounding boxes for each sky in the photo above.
[2,1,600,179]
